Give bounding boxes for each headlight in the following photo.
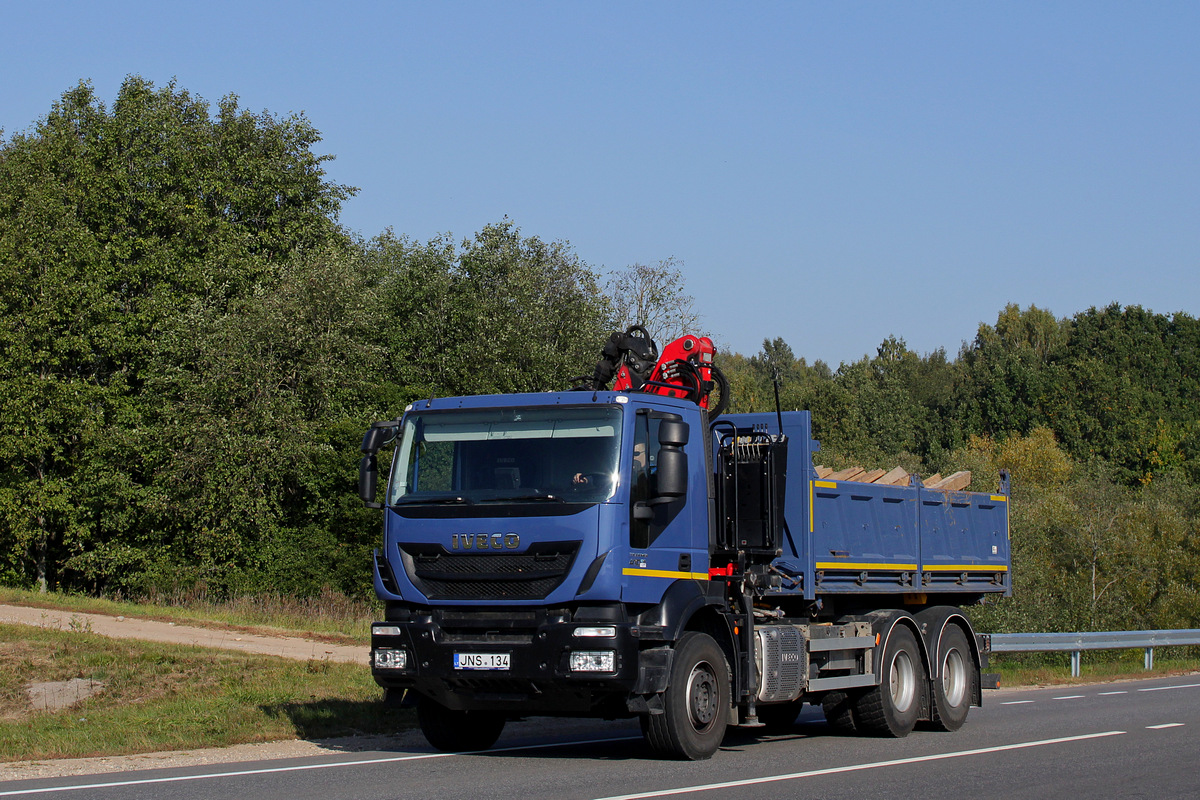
[570,650,616,672]
[373,647,407,670]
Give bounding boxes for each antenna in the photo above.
[772,370,784,438]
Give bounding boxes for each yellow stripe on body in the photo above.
[622,568,710,581]
[990,495,1008,502]
[815,562,918,571]
[814,480,838,488]
[922,564,1009,572]
[809,480,814,532]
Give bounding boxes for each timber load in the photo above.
[814,465,972,491]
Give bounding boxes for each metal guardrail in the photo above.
[988,629,1200,677]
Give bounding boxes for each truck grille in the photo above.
[398,541,581,601]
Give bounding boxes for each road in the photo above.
[3,675,1197,800]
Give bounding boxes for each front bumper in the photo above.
[370,606,657,715]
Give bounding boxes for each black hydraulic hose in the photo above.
[708,365,730,419]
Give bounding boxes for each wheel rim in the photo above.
[686,660,719,731]
[942,647,967,707]
[889,649,916,713]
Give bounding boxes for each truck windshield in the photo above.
[388,406,623,506]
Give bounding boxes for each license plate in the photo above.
[454,652,510,671]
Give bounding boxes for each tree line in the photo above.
[2,78,1197,634]
[719,305,1200,633]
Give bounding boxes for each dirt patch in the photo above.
[0,605,366,665]
[26,678,107,712]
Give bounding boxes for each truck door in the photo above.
[621,409,709,603]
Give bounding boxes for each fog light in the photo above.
[570,650,615,672]
[573,626,616,638]
[373,647,407,670]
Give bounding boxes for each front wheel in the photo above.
[417,696,506,752]
[641,632,730,760]
[853,624,925,737]
[929,625,975,731]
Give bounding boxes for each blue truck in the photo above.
[360,332,1010,759]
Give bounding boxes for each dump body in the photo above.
[724,411,1010,602]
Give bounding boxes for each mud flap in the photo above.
[627,646,673,715]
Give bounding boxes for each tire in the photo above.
[417,696,506,752]
[821,690,859,734]
[755,700,803,733]
[641,632,730,760]
[929,625,975,731]
[853,624,925,737]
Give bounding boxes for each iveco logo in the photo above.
[451,532,520,551]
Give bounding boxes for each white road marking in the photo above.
[590,731,1127,800]
[1001,700,1034,705]
[1098,691,1127,696]
[1053,695,1085,700]
[0,736,643,797]
[1138,683,1200,692]
[1146,723,1185,729]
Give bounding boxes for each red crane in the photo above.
[582,325,729,417]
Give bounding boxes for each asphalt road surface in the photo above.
[3,675,1197,800]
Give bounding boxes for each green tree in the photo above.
[370,221,612,402]
[1049,304,1199,484]
[0,77,353,592]
[106,246,389,596]
[955,304,1066,439]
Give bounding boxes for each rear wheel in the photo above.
[641,632,730,760]
[417,696,506,752]
[930,625,974,731]
[821,690,859,734]
[854,625,924,737]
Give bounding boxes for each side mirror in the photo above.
[359,454,379,505]
[655,448,687,498]
[359,421,398,508]
[649,414,689,499]
[361,424,393,454]
[658,419,689,447]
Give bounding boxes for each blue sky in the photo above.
[4,2,1197,365]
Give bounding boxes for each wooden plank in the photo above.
[927,471,972,491]
[875,467,910,486]
[815,466,834,478]
[922,473,942,487]
[858,469,886,484]
[828,467,865,481]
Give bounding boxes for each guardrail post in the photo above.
[1144,647,1154,670]
[1071,650,1081,677]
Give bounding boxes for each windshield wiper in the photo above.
[392,496,472,506]
[480,493,566,503]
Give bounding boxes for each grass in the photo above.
[0,586,379,645]
[989,649,1200,687]
[0,623,411,763]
